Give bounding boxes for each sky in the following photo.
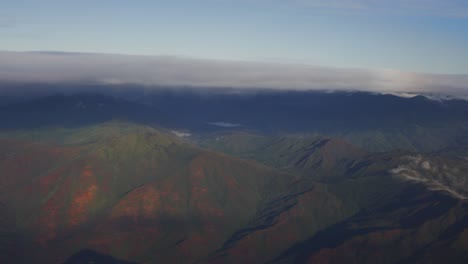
[1,0,468,95]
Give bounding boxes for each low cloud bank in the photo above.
[208,122,243,128]
[0,51,467,98]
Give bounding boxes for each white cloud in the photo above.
[0,51,467,98]
[390,155,468,199]
[208,122,243,128]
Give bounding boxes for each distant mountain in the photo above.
[0,93,165,129]
[138,90,468,153]
[2,90,468,152]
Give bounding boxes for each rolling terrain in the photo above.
[204,151,468,263]
[1,91,468,263]
[0,122,297,263]
[198,132,366,180]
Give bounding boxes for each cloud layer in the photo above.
[0,51,467,97]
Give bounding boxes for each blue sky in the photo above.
[1,0,468,75]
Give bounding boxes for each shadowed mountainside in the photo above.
[0,93,166,129]
[210,153,468,264]
[139,89,468,152]
[0,122,302,263]
[272,187,468,264]
[2,90,468,153]
[63,249,139,264]
[198,132,366,180]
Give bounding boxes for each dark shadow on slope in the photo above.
[0,202,19,263]
[63,249,139,264]
[218,186,315,251]
[271,185,460,264]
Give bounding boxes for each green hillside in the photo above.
[0,123,296,263]
[198,132,366,180]
[2,122,468,263]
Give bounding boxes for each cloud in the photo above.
[0,51,467,98]
[287,0,468,18]
[208,122,243,128]
[390,155,468,199]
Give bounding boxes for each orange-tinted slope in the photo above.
[0,124,297,263]
[4,123,468,264]
[271,184,468,264]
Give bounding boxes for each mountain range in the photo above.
[1,88,468,263]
